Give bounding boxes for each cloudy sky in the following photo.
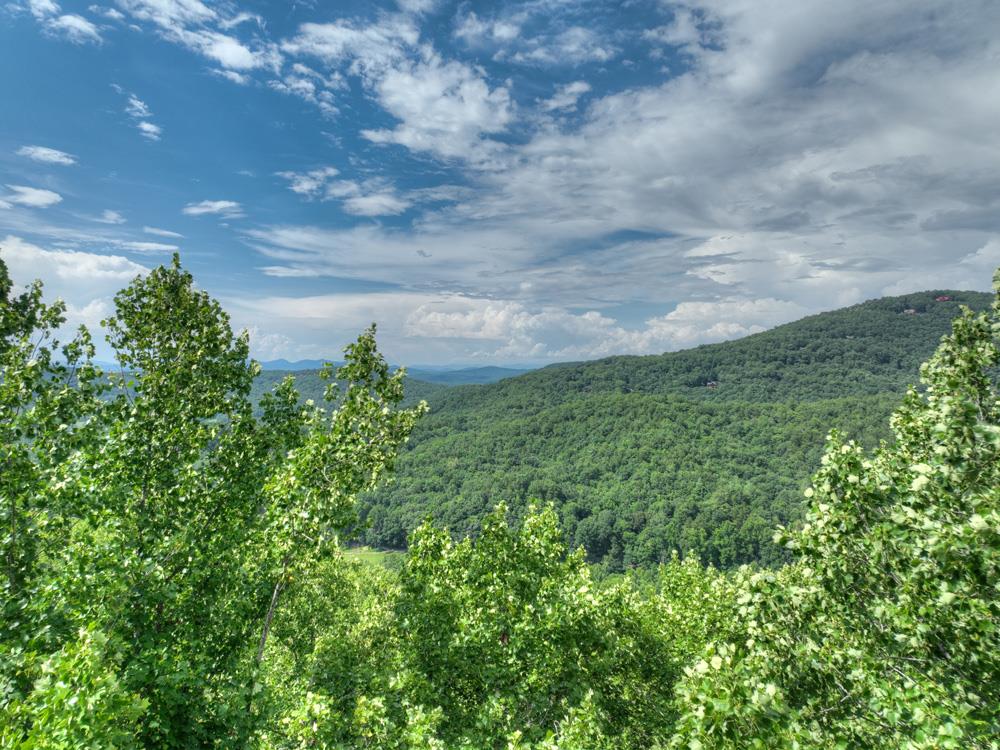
[2,0,999,365]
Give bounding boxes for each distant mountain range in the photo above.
[258,360,531,386]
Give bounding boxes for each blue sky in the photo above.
[2,0,999,365]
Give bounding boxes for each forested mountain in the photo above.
[406,366,531,385]
[359,290,993,569]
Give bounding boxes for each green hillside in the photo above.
[359,290,993,570]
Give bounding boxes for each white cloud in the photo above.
[136,121,162,140]
[281,17,517,161]
[93,209,126,224]
[540,81,591,111]
[0,235,148,343]
[3,238,162,278]
[342,189,410,217]
[360,53,513,162]
[114,0,281,72]
[280,16,419,75]
[117,91,163,140]
[218,11,261,31]
[28,0,59,19]
[44,14,102,44]
[244,325,296,360]
[396,0,438,14]
[276,166,340,197]
[2,185,63,208]
[25,0,102,44]
[276,169,412,216]
[455,8,616,67]
[182,199,244,218]
[214,69,250,85]
[89,5,126,21]
[17,145,77,165]
[125,94,151,118]
[506,26,616,66]
[114,0,215,29]
[403,294,807,360]
[120,240,179,253]
[143,225,183,238]
[268,66,341,116]
[454,12,520,45]
[643,9,706,50]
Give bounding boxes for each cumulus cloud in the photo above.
[0,235,148,348]
[16,145,77,165]
[360,53,513,162]
[280,15,419,74]
[403,295,806,360]
[282,17,513,162]
[182,199,244,218]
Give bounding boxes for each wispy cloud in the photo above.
[16,145,77,165]
[27,0,102,44]
[93,209,126,224]
[114,88,163,141]
[114,0,281,73]
[125,94,151,118]
[275,166,340,197]
[539,81,591,111]
[143,226,183,238]
[121,240,179,253]
[182,199,244,218]
[136,121,162,141]
[2,185,63,208]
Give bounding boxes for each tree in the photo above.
[672,273,1000,748]
[0,253,425,748]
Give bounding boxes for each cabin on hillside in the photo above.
[902,308,918,315]
[935,295,952,302]
[705,380,719,389]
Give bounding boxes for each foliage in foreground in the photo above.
[1,249,998,748]
[0,254,425,748]
[672,274,1000,748]
[257,507,732,750]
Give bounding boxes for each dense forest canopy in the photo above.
[1,253,998,748]
[358,290,993,569]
